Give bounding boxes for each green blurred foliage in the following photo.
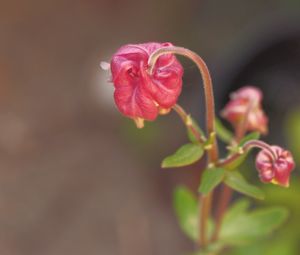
[285,108,300,165]
[173,186,199,241]
[220,199,288,246]
[226,108,300,255]
[173,186,215,243]
[227,180,300,255]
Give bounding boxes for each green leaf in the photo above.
[215,118,234,143]
[173,186,215,242]
[173,186,198,241]
[224,172,265,200]
[161,143,204,168]
[239,132,260,146]
[250,207,289,236]
[222,199,251,223]
[220,201,289,245]
[198,168,225,195]
[187,117,205,143]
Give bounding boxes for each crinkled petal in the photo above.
[110,42,183,121]
[141,65,183,108]
[114,84,158,121]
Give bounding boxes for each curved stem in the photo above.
[148,46,218,162]
[243,140,276,160]
[217,139,277,168]
[148,46,219,248]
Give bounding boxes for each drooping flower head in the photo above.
[221,86,268,134]
[109,42,183,128]
[255,145,295,187]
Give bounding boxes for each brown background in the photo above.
[0,0,299,254]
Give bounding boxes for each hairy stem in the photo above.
[218,139,276,168]
[148,46,219,248]
[148,46,218,162]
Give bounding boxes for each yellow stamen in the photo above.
[133,117,144,129]
[159,107,171,115]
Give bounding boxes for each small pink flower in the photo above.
[110,42,183,127]
[221,86,268,134]
[255,145,295,187]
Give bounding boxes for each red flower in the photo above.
[255,145,295,187]
[221,86,268,134]
[110,42,183,127]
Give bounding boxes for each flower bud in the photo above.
[255,145,295,187]
[221,86,268,134]
[110,42,183,127]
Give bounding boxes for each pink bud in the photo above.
[255,145,295,187]
[110,42,183,126]
[221,86,268,134]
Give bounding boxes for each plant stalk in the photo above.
[217,139,277,168]
[211,184,232,242]
[148,46,219,248]
[148,46,218,162]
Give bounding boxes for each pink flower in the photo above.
[255,145,295,187]
[110,42,183,127]
[221,86,268,134]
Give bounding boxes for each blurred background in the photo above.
[1,0,300,254]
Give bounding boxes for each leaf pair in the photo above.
[167,158,265,201]
[162,119,259,170]
[198,168,264,200]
